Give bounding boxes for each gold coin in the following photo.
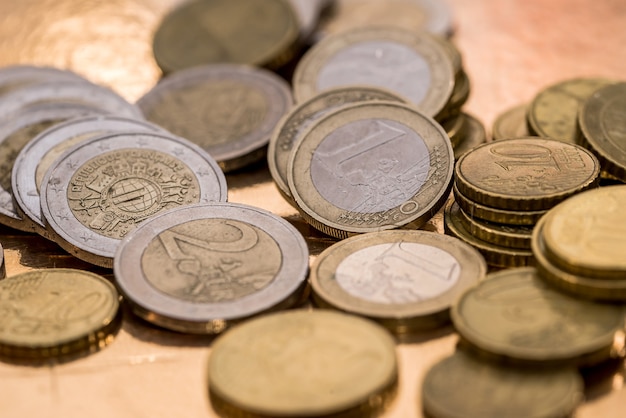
[451,267,625,367]
[452,113,487,160]
[152,0,300,73]
[492,103,529,140]
[528,77,613,143]
[0,269,120,360]
[208,310,397,417]
[455,137,601,211]
[310,230,486,334]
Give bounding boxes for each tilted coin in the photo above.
[268,86,407,204]
[455,137,600,211]
[0,65,89,96]
[208,310,397,417]
[114,203,309,334]
[293,27,455,117]
[451,267,625,367]
[152,0,299,74]
[0,269,120,360]
[422,351,583,418]
[452,113,487,160]
[528,77,613,143]
[12,115,167,237]
[41,132,227,268]
[578,82,626,181]
[288,102,454,239]
[138,64,292,172]
[0,243,4,280]
[492,103,530,140]
[310,230,486,334]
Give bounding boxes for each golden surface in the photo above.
[0,0,625,417]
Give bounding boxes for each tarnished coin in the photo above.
[138,64,292,172]
[288,102,454,239]
[422,351,583,418]
[41,132,227,268]
[293,27,455,117]
[0,243,4,280]
[452,113,487,160]
[0,269,120,360]
[268,86,407,204]
[12,115,167,237]
[579,82,626,181]
[451,267,625,367]
[528,77,613,143]
[492,103,529,140]
[455,137,601,211]
[208,310,397,417]
[153,0,299,73]
[114,203,309,334]
[0,65,89,96]
[310,230,486,334]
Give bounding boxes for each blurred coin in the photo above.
[138,64,292,172]
[41,132,227,268]
[310,230,486,334]
[288,102,454,238]
[114,203,309,334]
[289,0,331,42]
[440,113,465,146]
[0,65,89,96]
[208,310,397,417]
[153,0,299,74]
[293,27,455,117]
[437,69,470,121]
[452,113,487,159]
[492,103,529,140]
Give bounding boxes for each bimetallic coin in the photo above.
[293,27,455,117]
[268,86,407,205]
[208,310,397,417]
[492,103,530,140]
[41,132,227,268]
[455,137,600,211]
[153,0,299,73]
[0,65,89,96]
[12,115,167,237]
[422,351,583,418]
[138,64,292,172]
[310,230,486,334]
[288,102,454,239]
[451,267,625,367]
[0,269,120,360]
[452,113,487,160]
[114,203,309,334]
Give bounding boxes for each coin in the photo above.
[455,137,601,211]
[268,86,407,205]
[0,269,120,360]
[451,267,625,367]
[422,351,583,418]
[0,65,89,96]
[288,0,329,42]
[578,82,626,181]
[138,64,292,172]
[437,69,470,121]
[293,27,455,117]
[152,0,300,74]
[310,230,486,334]
[452,113,487,160]
[12,115,167,237]
[440,113,465,146]
[0,243,4,280]
[288,101,454,239]
[114,203,309,334]
[208,310,397,417]
[492,103,529,140]
[528,77,613,143]
[40,132,227,268]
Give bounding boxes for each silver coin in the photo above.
[137,64,293,172]
[114,202,309,334]
[0,104,109,232]
[12,115,168,237]
[0,65,90,96]
[40,131,227,268]
[0,243,5,280]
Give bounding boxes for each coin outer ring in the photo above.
[310,230,486,332]
[114,202,309,332]
[293,26,455,117]
[288,101,454,238]
[40,132,227,268]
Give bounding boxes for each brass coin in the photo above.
[422,351,583,418]
[293,27,455,117]
[0,269,120,359]
[492,103,529,140]
[152,0,299,74]
[208,310,397,417]
[268,86,407,205]
[579,82,626,181]
[451,267,625,367]
[310,230,486,334]
[528,77,613,143]
[455,137,601,211]
[452,113,487,160]
[288,101,454,239]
